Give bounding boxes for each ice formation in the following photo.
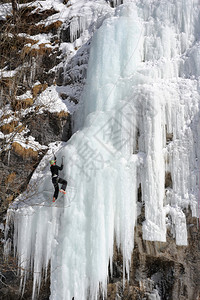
[4,0,200,299]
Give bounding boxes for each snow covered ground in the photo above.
[3,0,200,299]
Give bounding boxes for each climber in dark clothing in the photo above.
[50,158,67,202]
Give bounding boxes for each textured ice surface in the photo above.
[4,0,200,299]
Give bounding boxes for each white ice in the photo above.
[4,0,200,299]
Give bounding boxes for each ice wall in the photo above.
[4,0,200,299]
[51,4,143,299]
[65,1,113,44]
[134,0,200,244]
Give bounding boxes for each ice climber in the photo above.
[50,157,67,202]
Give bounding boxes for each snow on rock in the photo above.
[13,129,48,152]
[4,0,200,299]
[0,3,12,20]
[16,90,33,100]
[0,223,4,232]
[34,85,69,113]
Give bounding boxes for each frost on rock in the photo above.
[4,0,200,299]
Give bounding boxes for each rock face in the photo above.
[0,2,72,298]
[0,111,71,206]
[0,0,73,209]
[133,214,200,299]
[106,210,200,300]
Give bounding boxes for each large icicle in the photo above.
[50,4,143,299]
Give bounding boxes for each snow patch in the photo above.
[34,86,69,113]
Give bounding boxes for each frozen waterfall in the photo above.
[4,0,200,299]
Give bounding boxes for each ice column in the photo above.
[50,4,143,299]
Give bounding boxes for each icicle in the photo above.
[7,150,10,166]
